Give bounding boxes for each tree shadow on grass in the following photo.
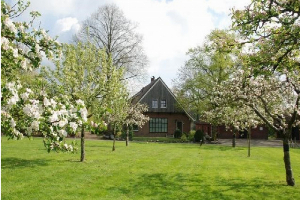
[1,157,50,169]
[108,173,286,199]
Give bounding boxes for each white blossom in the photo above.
[59,129,67,137]
[49,112,59,123]
[10,118,16,128]
[58,118,68,128]
[79,107,88,122]
[76,99,85,106]
[31,120,39,131]
[12,48,18,58]
[43,97,51,107]
[1,37,10,50]
[4,17,17,33]
[69,122,78,132]
[20,92,30,101]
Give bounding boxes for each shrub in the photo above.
[181,133,187,142]
[188,130,195,141]
[194,130,204,142]
[174,129,182,138]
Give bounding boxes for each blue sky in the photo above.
[9,0,251,92]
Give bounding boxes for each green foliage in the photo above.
[121,129,134,141]
[180,133,187,142]
[173,29,238,118]
[194,130,204,142]
[174,129,182,139]
[188,130,196,141]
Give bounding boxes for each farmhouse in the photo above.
[131,77,195,137]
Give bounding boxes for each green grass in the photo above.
[1,137,300,200]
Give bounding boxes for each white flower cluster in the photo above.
[1,81,88,152]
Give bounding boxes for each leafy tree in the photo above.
[173,30,237,119]
[74,4,148,81]
[231,0,300,186]
[42,42,126,161]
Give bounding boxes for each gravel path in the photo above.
[215,139,285,147]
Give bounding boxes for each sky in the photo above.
[10,0,251,92]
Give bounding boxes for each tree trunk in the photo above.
[283,136,295,186]
[126,127,129,146]
[112,125,116,151]
[80,126,85,162]
[232,132,236,147]
[248,128,251,157]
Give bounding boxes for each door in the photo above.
[176,121,183,133]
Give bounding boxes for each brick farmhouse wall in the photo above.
[134,112,192,137]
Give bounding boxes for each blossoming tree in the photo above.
[123,103,149,146]
[207,67,299,186]
[1,0,87,152]
[231,0,300,186]
[42,42,128,161]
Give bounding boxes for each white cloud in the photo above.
[55,17,79,33]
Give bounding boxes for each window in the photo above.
[152,100,158,108]
[161,100,167,108]
[133,125,139,132]
[149,118,168,133]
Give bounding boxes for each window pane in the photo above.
[152,100,158,108]
[161,100,167,108]
[149,118,168,133]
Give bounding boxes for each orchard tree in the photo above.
[123,103,149,146]
[42,43,126,161]
[107,90,128,151]
[231,0,300,186]
[1,0,86,152]
[209,68,299,185]
[74,4,148,81]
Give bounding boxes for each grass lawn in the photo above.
[1,137,300,200]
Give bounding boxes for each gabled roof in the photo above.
[131,77,195,121]
[131,77,160,104]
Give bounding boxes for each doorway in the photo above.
[176,121,183,133]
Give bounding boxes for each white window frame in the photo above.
[152,99,158,108]
[161,100,167,108]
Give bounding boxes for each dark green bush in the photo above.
[194,130,204,142]
[121,129,133,141]
[174,129,182,138]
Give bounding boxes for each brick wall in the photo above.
[134,112,192,137]
[195,123,269,139]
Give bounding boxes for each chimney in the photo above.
[151,76,155,82]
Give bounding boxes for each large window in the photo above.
[152,100,158,108]
[149,118,168,133]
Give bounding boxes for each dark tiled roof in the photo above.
[131,77,160,104]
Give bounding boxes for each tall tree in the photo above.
[173,29,237,119]
[42,42,124,161]
[74,4,148,81]
[231,0,300,186]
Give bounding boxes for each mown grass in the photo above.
[1,137,300,200]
